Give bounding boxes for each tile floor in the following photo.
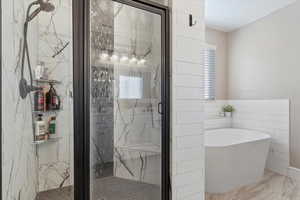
[206,171,300,200]
[36,171,299,200]
[36,177,160,200]
[92,177,160,200]
[36,186,73,200]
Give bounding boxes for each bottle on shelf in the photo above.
[34,88,45,112]
[48,116,56,135]
[46,83,61,111]
[34,61,50,80]
[35,114,47,141]
[34,62,45,80]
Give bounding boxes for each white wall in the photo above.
[205,28,228,99]
[229,100,290,175]
[171,0,205,199]
[204,100,231,130]
[227,1,300,168]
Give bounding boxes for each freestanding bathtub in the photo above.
[205,128,271,194]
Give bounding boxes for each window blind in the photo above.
[204,47,216,100]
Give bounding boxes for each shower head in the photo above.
[27,0,55,22]
[38,0,55,12]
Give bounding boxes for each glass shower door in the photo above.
[89,0,167,200]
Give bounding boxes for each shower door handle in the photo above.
[158,102,163,115]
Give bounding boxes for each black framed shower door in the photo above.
[73,0,170,200]
[0,0,169,199]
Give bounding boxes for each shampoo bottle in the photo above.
[46,84,61,110]
[34,88,45,111]
[35,114,46,141]
[48,116,56,135]
[34,62,45,80]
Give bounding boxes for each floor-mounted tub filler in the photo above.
[205,128,271,193]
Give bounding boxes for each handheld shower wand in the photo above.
[19,0,55,99]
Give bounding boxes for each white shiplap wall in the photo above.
[204,100,232,130]
[204,100,290,176]
[229,100,290,175]
[171,0,205,200]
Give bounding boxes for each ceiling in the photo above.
[205,0,297,32]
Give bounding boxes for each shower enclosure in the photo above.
[1,0,170,199]
[74,0,170,199]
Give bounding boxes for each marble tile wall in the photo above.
[112,2,162,186]
[37,0,73,192]
[2,0,73,198]
[204,100,290,175]
[90,0,115,184]
[2,0,39,199]
[171,0,206,200]
[88,1,166,199]
[151,0,169,6]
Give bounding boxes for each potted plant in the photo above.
[222,105,235,117]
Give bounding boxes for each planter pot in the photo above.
[225,112,232,118]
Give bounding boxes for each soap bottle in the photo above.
[34,62,45,80]
[46,84,61,110]
[48,116,56,135]
[46,85,51,111]
[35,114,46,141]
[52,87,61,110]
[34,88,45,111]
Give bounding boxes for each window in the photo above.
[119,75,143,99]
[204,45,216,100]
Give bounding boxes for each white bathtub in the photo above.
[205,128,271,194]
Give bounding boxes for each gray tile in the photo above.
[92,177,161,200]
[36,186,73,200]
[36,177,161,200]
